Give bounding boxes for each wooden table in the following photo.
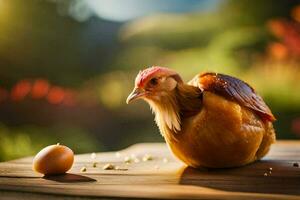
[0,141,299,200]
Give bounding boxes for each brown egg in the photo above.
[33,144,74,175]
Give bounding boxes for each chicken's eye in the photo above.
[149,78,158,86]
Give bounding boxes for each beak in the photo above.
[126,87,146,104]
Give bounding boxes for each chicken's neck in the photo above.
[147,83,202,138]
[175,83,203,118]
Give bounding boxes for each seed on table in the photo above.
[264,172,268,177]
[163,158,168,163]
[90,152,96,159]
[103,163,115,170]
[92,162,98,168]
[124,156,132,164]
[143,154,153,161]
[80,166,87,172]
[134,158,140,163]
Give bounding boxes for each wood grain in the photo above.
[0,141,299,200]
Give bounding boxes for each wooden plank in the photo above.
[0,141,299,200]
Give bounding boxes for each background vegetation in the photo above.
[0,0,300,161]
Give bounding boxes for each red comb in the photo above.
[135,66,181,87]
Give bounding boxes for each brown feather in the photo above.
[189,72,276,122]
[175,84,203,118]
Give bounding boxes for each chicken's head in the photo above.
[126,66,183,104]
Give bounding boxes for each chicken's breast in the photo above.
[169,91,276,168]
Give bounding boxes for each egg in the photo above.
[33,143,74,175]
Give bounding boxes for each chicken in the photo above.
[126,66,276,168]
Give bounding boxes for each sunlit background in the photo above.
[0,0,300,161]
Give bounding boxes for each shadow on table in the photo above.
[179,160,300,195]
[43,173,96,183]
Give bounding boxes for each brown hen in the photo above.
[127,66,276,168]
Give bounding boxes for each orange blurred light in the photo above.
[11,80,31,101]
[268,20,286,38]
[0,87,8,103]
[47,86,65,105]
[291,5,300,23]
[268,42,288,60]
[31,79,50,99]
